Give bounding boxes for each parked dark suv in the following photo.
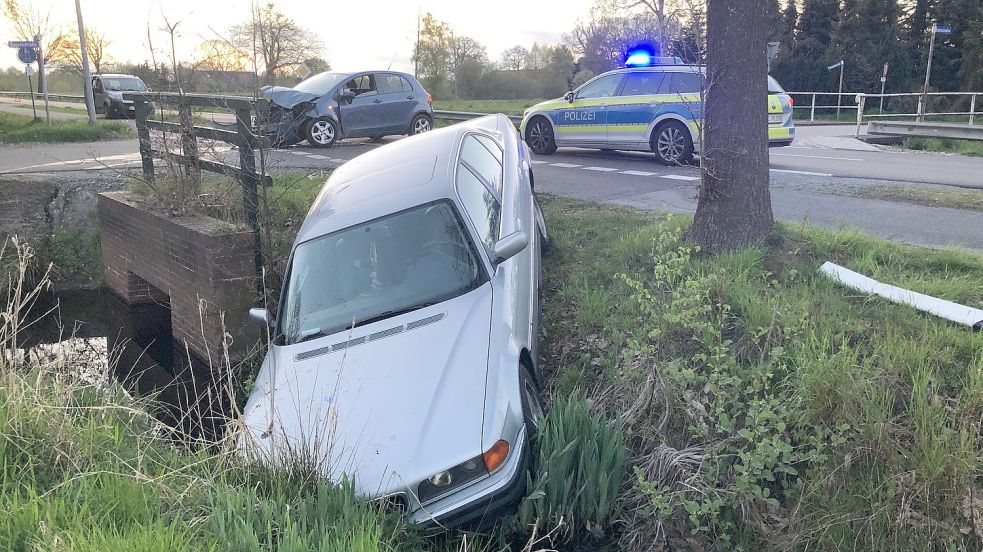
[260,71,434,147]
[92,74,150,119]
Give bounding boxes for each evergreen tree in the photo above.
[781,0,799,50]
[830,0,901,93]
[927,0,979,92]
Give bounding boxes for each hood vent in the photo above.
[294,312,445,361]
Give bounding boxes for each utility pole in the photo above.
[35,33,50,124]
[919,23,951,122]
[414,9,420,78]
[75,0,97,124]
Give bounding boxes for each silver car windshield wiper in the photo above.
[350,302,436,330]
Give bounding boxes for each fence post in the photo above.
[810,93,816,122]
[855,94,866,138]
[134,98,154,182]
[234,107,263,279]
[970,94,977,126]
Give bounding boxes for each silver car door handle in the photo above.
[406,96,415,100]
[373,99,383,103]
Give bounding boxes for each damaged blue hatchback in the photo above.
[260,71,434,148]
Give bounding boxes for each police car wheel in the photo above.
[306,117,337,148]
[652,121,693,166]
[525,117,557,155]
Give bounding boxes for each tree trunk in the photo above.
[687,0,774,253]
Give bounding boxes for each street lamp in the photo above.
[919,23,951,122]
[827,60,844,119]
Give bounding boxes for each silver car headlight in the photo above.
[417,440,510,504]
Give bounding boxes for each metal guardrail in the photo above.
[867,121,983,141]
[0,90,85,103]
[789,91,980,128]
[433,110,523,125]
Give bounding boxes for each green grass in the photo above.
[836,182,983,212]
[0,111,131,143]
[4,194,982,551]
[538,196,983,550]
[432,99,545,116]
[902,137,983,157]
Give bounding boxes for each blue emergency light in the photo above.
[625,50,654,67]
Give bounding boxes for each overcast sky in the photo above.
[2,0,598,72]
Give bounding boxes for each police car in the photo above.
[519,54,795,165]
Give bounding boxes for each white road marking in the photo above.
[582,166,619,172]
[770,168,834,177]
[550,162,581,168]
[660,174,700,181]
[290,151,312,156]
[771,152,863,161]
[307,154,329,160]
[531,160,549,165]
[622,170,658,176]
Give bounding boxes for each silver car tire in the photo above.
[519,367,544,442]
[651,120,694,166]
[306,117,338,148]
[409,114,432,135]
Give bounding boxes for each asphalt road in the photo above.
[0,123,980,252]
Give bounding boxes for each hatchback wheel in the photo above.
[409,114,432,135]
[525,117,557,155]
[652,120,694,165]
[306,117,338,148]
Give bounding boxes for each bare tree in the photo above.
[50,28,111,74]
[500,45,529,70]
[1,0,72,66]
[230,3,324,85]
[687,0,773,252]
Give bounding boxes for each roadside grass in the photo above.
[0,112,131,143]
[538,196,983,550]
[902,137,983,157]
[433,99,545,116]
[833,182,983,212]
[7,103,91,116]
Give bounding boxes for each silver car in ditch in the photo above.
[243,113,548,530]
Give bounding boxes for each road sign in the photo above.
[827,60,844,70]
[934,25,951,34]
[16,46,37,64]
[294,62,312,80]
[25,64,33,76]
[7,40,39,48]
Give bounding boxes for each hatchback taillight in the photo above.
[427,93,432,106]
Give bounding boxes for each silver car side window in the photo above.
[460,135,503,198]
[456,164,502,251]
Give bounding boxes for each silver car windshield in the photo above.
[294,72,351,95]
[280,201,486,345]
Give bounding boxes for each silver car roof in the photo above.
[293,114,513,245]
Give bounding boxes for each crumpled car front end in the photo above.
[258,86,321,146]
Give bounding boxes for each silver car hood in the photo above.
[241,284,493,498]
[261,85,320,109]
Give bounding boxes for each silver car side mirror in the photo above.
[564,91,574,103]
[249,307,274,328]
[493,230,528,266]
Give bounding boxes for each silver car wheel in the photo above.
[414,117,431,133]
[310,120,335,145]
[524,378,544,427]
[657,126,685,163]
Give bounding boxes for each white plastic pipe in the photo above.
[819,262,983,331]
